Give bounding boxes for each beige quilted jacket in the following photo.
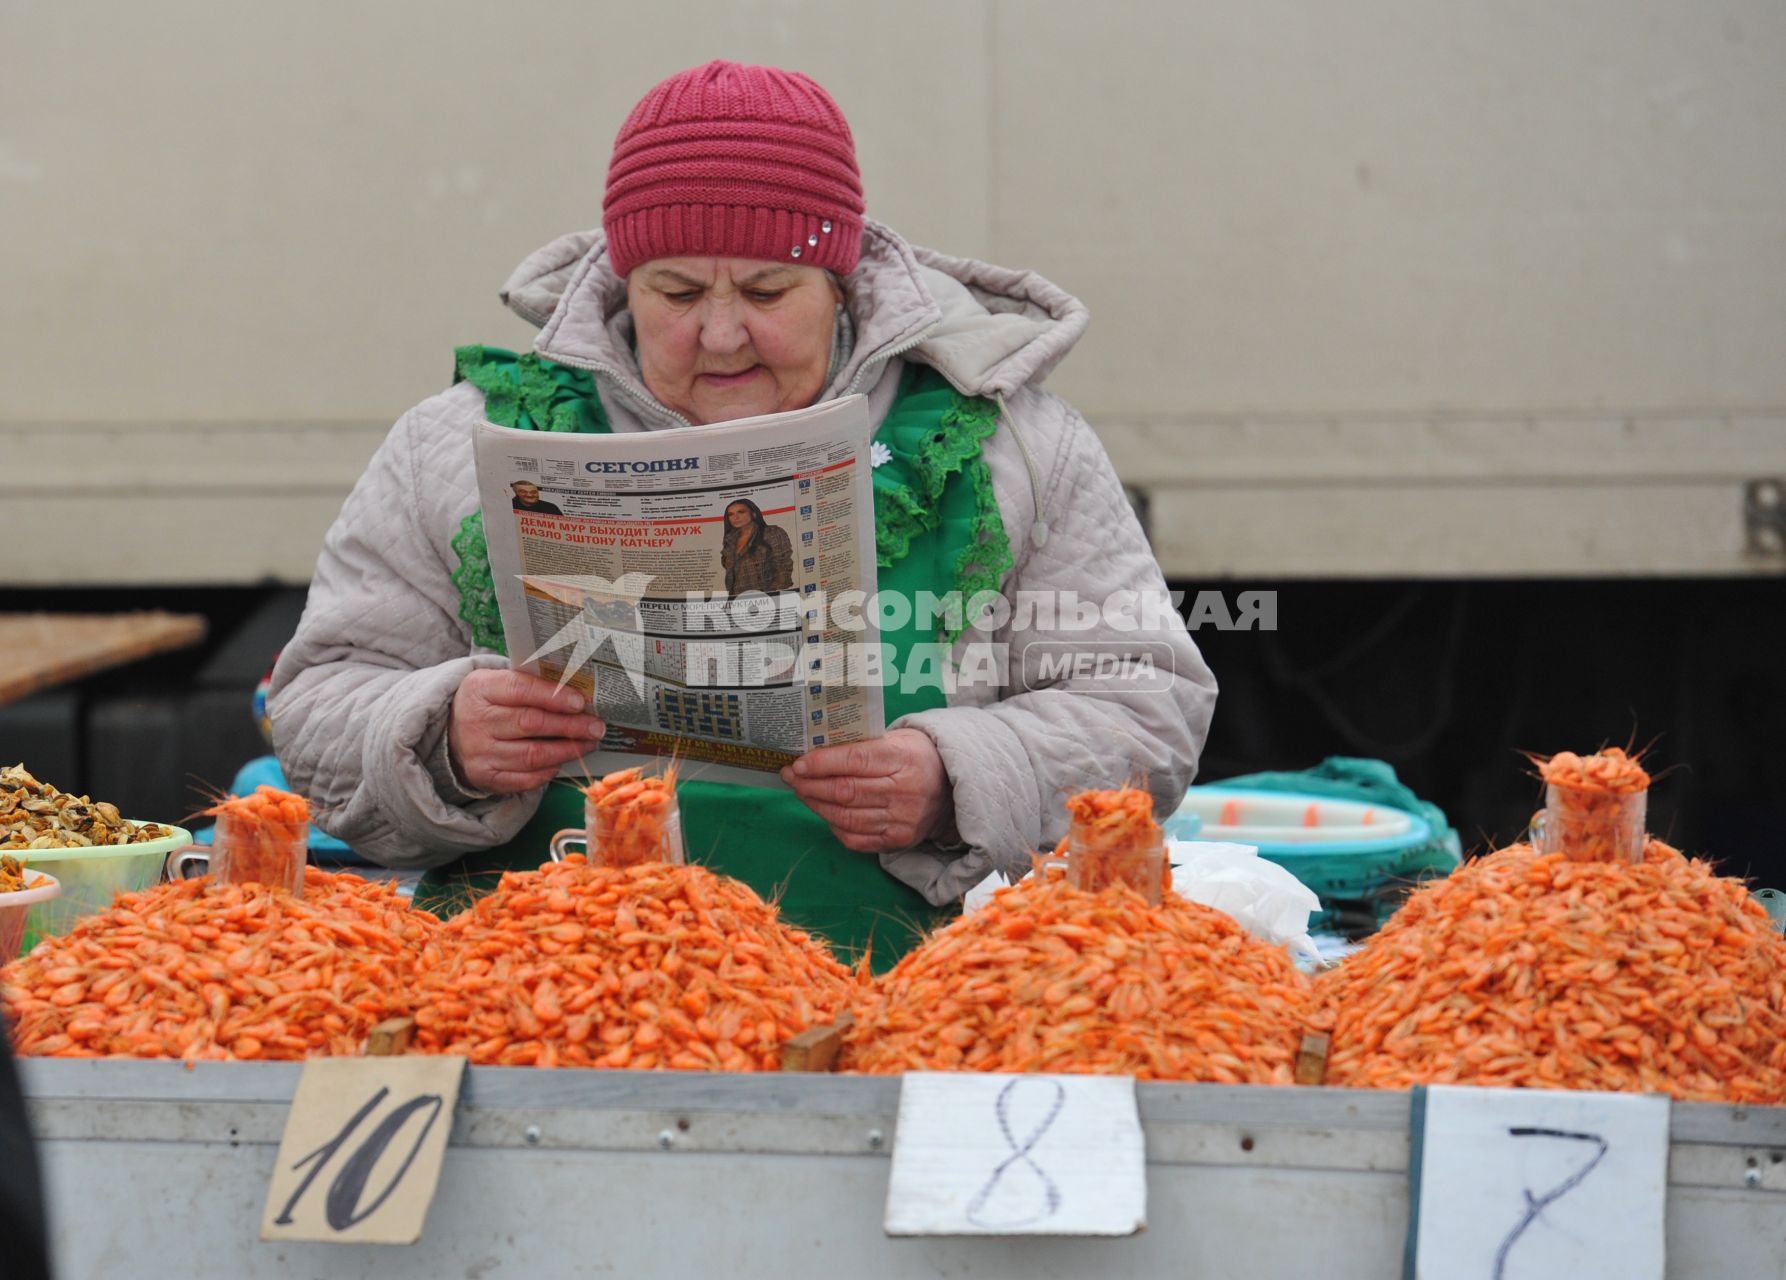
[269,219,1217,904]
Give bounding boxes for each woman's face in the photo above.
[629,258,842,425]
[725,503,752,529]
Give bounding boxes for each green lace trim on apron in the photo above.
[454,344,608,434]
[869,372,1013,650]
[448,514,505,651]
[448,345,613,651]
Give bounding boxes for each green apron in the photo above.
[418,350,1011,971]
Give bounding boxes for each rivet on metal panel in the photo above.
[1744,479,1786,557]
[866,1128,885,1150]
[658,1129,676,1150]
[524,1125,541,1145]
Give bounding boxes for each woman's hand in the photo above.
[447,670,605,795]
[780,728,954,852]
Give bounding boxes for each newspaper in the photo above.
[473,394,882,787]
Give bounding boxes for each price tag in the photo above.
[1405,1084,1670,1280]
[261,1055,466,1245]
[883,1072,1145,1237]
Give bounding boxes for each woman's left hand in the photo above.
[780,729,954,852]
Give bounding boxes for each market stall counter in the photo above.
[11,758,1786,1274]
[19,1060,1786,1278]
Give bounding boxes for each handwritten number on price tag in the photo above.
[272,1086,448,1231]
[1492,1128,1610,1280]
[965,1078,1067,1228]
[261,1056,465,1245]
[884,1072,1144,1237]
[1406,1085,1668,1280]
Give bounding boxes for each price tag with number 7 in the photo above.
[261,1056,467,1245]
[1405,1084,1670,1280]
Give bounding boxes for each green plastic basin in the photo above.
[18,824,191,953]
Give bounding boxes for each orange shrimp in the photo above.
[1532,747,1650,864]
[843,868,1313,1083]
[1056,786,1169,901]
[1313,838,1786,1103]
[582,765,681,868]
[3,868,438,1060]
[205,785,313,895]
[405,857,857,1071]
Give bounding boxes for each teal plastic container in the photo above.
[1170,786,1449,934]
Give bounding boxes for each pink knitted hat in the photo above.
[602,60,865,279]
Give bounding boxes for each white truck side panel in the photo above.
[5,2,1783,580]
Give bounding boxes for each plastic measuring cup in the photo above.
[551,793,686,869]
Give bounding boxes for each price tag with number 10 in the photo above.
[261,1056,467,1245]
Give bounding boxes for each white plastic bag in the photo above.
[960,842,1321,964]
[962,868,1012,914]
[1167,840,1322,963]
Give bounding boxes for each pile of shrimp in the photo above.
[406,856,857,1070]
[1313,839,1786,1102]
[843,870,1312,1082]
[3,868,439,1060]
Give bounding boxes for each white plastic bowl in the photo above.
[1171,789,1416,845]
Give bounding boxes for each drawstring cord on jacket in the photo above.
[996,392,1050,551]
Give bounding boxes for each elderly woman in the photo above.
[270,60,1216,960]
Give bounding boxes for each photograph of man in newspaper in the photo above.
[509,480,562,515]
[720,498,794,595]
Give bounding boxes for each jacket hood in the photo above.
[498,218,1089,409]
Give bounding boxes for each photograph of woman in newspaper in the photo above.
[720,498,795,595]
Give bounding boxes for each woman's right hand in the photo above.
[447,670,605,795]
